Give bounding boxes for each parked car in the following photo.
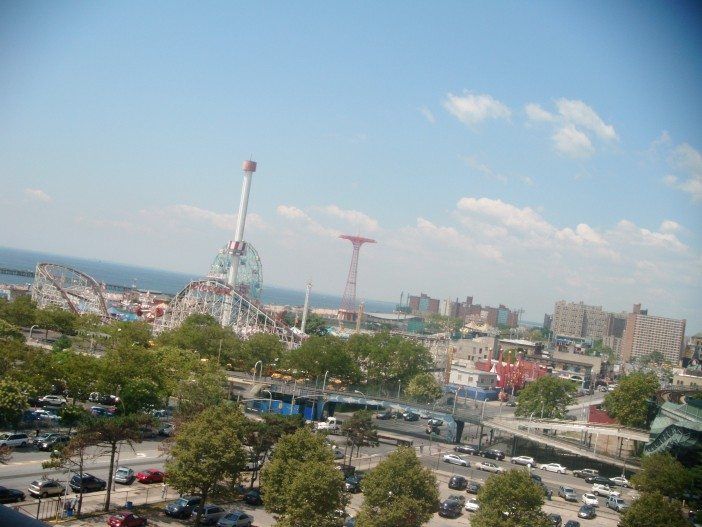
[609,476,631,488]
[107,512,148,527]
[511,455,535,467]
[32,432,61,446]
[38,395,67,406]
[32,409,60,422]
[605,496,629,512]
[136,469,165,484]
[114,467,135,485]
[464,497,480,512]
[454,444,480,455]
[581,493,599,506]
[466,481,481,494]
[480,449,505,460]
[192,504,227,526]
[578,505,597,519]
[505,400,517,407]
[548,513,563,526]
[345,475,364,493]
[375,411,393,420]
[0,486,25,503]
[89,392,121,405]
[90,406,117,417]
[475,461,504,474]
[427,418,443,427]
[448,475,467,490]
[541,463,567,474]
[0,433,30,448]
[403,411,419,421]
[586,475,614,485]
[443,453,469,467]
[343,517,356,527]
[558,486,578,501]
[158,423,174,436]
[28,479,66,498]
[438,498,463,518]
[37,435,69,451]
[564,522,581,527]
[573,468,599,479]
[69,473,106,493]
[243,489,262,506]
[592,483,620,498]
[216,511,254,527]
[164,496,202,518]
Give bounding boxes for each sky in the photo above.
[1,1,701,330]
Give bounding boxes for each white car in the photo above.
[38,395,67,406]
[510,456,535,467]
[475,461,504,474]
[592,483,620,498]
[540,463,567,474]
[465,498,480,512]
[442,454,469,467]
[609,476,631,488]
[582,493,599,506]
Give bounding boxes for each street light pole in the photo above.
[354,390,367,410]
[29,324,38,340]
[397,380,401,399]
[253,361,262,384]
[263,390,273,413]
[322,371,329,393]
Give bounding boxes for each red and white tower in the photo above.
[338,235,376,322]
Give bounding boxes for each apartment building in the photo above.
[621,304,686,364]
[552,300,608,340]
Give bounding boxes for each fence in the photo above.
[14,484,177,522]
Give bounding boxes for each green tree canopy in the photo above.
[302,313,329,336]
[35,305,78,336]
[283,335,359,383]
[174,366,227,416]
[356,447,438,527]
[470,469,551,527]
[0,296,37,327]
[404,373,443,403]
[619,492,689,527]
[157,314,241,364]
[237,332,284,372]
[631,453,691,499]
[515,375,577,419]
[0,379,30,428]
[166,405,247,527]
[604,371,660,428]
[105,320,153,350]
[340,410,379,465]
[0,319,25,342]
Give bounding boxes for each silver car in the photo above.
[28,479,66,499]
[114,467,135,485]
[193,504,227,526]
[216,511,253,527]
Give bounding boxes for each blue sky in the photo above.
[1,1,701,329]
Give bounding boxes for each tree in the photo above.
[86,415,148,511]
[238,333,284,372]
[59,405,88,434]
[261,427,345,527]
[0,319,25,342]
[105,320,152,349]
[303,314,329,336]
[0,379,29,428]
[515,376,577,419]
[404,373,443,403]
[48,350,101,404]
[340,410,379,465]
[356,447,438,527]
[174,367,227,416]
[35,305,78,337]
[157,314,241,364]
[631,453,691,499]
[52,335,72,352]
[283,335,360,383]
[619,492,689,527]
[469,469,551,527]
[0,295,36,327]
[165,405,247,527]
[604,371,660,428]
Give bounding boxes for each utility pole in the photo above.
[301,282,312,334]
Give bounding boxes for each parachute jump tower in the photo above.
[338,235,376,323]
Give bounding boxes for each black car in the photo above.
[37,435,70,451]
[164,495,202,518]
[586,475,613,485]
[454,444,480,455]
[578,505,596,519]
[243,488,263,506]
[438,498,462,518]
[480,449,505,461]
[403,412,419,421]
[564,522,581,527]
[548,513,563,527]
[466,481,481,494]
[448,475,467,490]
[0,486,25,503]
[375,411,393,420]
[530,473,543,484]
[69,473,106,493]
[345,474,364,493]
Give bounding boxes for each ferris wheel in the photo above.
[207,241,263,301]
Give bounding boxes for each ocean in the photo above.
[0,246,397,313]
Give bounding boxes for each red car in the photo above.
[107,512,148,527]
[135,469,165,484]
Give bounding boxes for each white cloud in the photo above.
[456,197,552,235]
[443,92,511,125]
[664,143,702,202]
[553,125,595,158]
[659,220,681,233]
[614,220,688,252]
[525,103,555,122]
[24,188,52,203]
[556,223,605,246]
[460,155,507,183]
[276,205,309,220]
[276,204,340,239]
[555,99,618,141]
[317,204,379,232]
[419,106,436,124]
[170,204,236,231]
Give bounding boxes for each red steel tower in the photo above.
[338,235,376,322]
